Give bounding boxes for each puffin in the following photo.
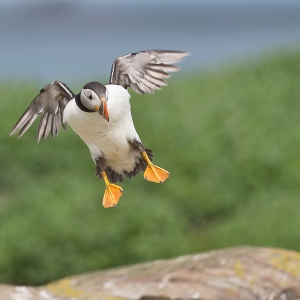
[10,50,189,208]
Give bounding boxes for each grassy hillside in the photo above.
[1,50,300,285]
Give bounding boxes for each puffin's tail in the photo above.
[96,148,155,183]
[123,148,154,181]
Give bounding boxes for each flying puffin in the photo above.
[10,50,189,208]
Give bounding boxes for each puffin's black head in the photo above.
[78,82,109,121]
[83,82,106,97]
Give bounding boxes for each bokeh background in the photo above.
[1,0,300,285]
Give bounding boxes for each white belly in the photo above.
[63,85,142,173]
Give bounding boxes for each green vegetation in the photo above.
[1,50,300,285]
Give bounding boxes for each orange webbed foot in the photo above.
[141,151,170,183]
[102,183,123,208]
[101,171,123,208]
[144,164,170,183]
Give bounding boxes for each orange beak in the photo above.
[98,95,109,122]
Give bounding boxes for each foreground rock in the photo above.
[1,246,300,300]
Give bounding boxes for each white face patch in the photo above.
[80,89,101,111]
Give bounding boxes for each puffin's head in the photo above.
[80,82,109,122]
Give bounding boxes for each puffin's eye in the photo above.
[88,95,92,100]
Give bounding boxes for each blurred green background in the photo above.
[1,49,300,285]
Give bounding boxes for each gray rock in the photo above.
[1,246,300,300]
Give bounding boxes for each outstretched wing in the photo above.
[10,80,74,143]
[109,50,189,94]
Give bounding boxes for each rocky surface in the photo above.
[1,246,300,300]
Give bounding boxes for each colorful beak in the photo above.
[98,95,109,122]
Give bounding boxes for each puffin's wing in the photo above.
[10,80,74,143]
[109,50,189,94]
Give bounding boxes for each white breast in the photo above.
[63,84,142,173]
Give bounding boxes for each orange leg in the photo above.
[141,151,170,183]
[101,171,123,208]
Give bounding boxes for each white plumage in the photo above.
[64,84,141,174]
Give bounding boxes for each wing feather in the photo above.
[44,113,53,140]
[18,113,38,138]
[109,50,189,94]
[10,80,74,142]
[52,113,61,138]
[144,74,166,87]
